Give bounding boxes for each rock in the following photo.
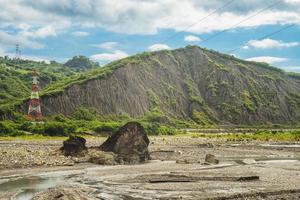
[88,149,117,165]
[198,143,214,148]
[176,159,189,164]
[61,135,87,156]
[100,122,150,164]
[32,186,98,200]
[242,158,256,164]
[204,154,219,165]
[176,158,201,164]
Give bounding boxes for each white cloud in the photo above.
[72,31,89,37]
[242,45,250,49]
[148,44,171,51]
[21,55,51,64]
[184,35,201,42]
[1,0,300,35]
[22,25,57,38]
[247,38,299,49]
[285,0,300,4]
[0,30,43,49]
[90,50,128,64]
[246,56,288,64]
[93,42,118,50]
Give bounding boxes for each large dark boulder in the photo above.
[61,135,87,156]
[100,122,150,164]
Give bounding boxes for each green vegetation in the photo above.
[64,56,99,71]
[184,79,204,105]
[192,110,214,126]
[0,135,69,141]
[0,56,80,108]
[141,122,184,135]
[242,91,255,113]
[209,60,230,72]
[0,121,20,136]
[147,89,161,109]
[44,122,76,136]
[72,107,97,121]
[287,72,300,80]
[0,118,186,137]
[192,130,300,142]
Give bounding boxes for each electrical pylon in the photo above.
[27,69,43,121]
[15,44,21,60]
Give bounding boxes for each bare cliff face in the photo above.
[37,46,300,125]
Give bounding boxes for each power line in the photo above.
[160,0,236,44]
[199,0,282,45]
[227,24,297,54]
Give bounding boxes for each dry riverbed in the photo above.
[0,136,300,200]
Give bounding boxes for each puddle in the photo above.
[0,176,64,200]
[0,169,86,200]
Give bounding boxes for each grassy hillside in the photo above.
[0,57,81,106]
[0,46,300,132]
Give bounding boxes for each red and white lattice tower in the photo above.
[27,69,43,121]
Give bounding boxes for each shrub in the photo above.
[20,121,45,134]
[142,122,177,135]
[72,107,96,121]
[291,130,300,141]
[143,122,160,135]
[143,108,169,124]
[94,123,120,134]
[157,125,176,135]
[64,55,98,71]
[44,122,65,136]
[0,121,17,136]
[53,114,68,122]
[44,122,76,136]
[19,121,32,131]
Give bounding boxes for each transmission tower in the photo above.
[27,69,43,121]
[15,44,21,60]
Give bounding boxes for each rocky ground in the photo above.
[0,138,106,170]
[0,136,300,200]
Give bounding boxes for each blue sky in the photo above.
[0,0,300,72]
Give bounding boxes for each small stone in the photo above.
[204,154,219,165]
[176,159,189,164]
[88,149,116,165]
[198,143,214,148]
[242,159,256,164]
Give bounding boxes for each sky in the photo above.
[0,0,300,72]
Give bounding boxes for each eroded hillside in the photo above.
[32,46,300,125]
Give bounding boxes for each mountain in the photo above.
[2,46,300,126]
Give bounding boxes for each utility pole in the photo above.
[27,69,43,121]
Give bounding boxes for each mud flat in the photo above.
[0,136,300,200]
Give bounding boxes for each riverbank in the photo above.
[0,136,300,199]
